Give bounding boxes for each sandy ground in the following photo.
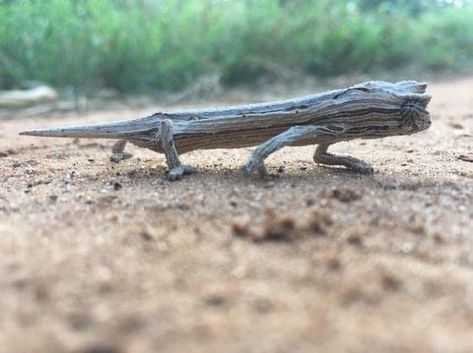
[0,78,472,353]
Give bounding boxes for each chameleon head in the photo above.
[344,95,432,140]
[398,99,431,134]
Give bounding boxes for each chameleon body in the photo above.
[20,81,431,181]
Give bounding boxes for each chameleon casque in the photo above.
[20,81,431,181]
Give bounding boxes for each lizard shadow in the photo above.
[174,165,436,192]
[96,159,433,192]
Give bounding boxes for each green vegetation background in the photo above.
[1,0,472,92]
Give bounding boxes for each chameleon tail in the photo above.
[20,114,162,139]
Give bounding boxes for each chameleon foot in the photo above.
[110,151,133,163]
[242,159,268,177]
[244,125,343,178]
[314,144,374,175]
[168,165,197,181]
[110,140,133,163]
[348,160,374,174]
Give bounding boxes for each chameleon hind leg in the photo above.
[160,119,197,181]
[110,139,133,163]
[313,143,374,174]
[243,124,344,177]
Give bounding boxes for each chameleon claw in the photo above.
[314,144,375,175]
[241,164,252,175]
[242,160,267,177]
[167,165,197,181]
[110,139,132,163]
[255,162,268,177]
[344,159,374,175]
[110,152,133,163]
[354,164,374,175]
[182,165,198,175]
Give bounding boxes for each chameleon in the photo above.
[20,81,431,181]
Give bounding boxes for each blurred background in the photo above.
[1,0,472,97]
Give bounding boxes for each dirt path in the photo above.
[0,78,472,353]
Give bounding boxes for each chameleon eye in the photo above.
[400,100,424,129]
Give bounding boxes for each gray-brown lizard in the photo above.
[20,81,431,181]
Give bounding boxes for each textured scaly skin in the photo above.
[20,81,431,180]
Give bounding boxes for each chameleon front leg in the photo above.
[110,139,133,163]
[160,119,197,181]
[243,125,343,177]
[313,143,374,174]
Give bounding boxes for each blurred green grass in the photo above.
[1,0,472,92]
